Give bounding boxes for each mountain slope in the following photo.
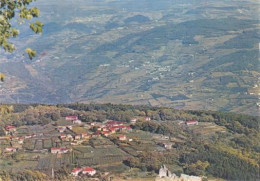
[0,0,259,116]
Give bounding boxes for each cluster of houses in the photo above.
[1,125,40,153]
[49,116,136,154]
[58,133,90,146]
[92,120,132,137]
[2,116,197,155]
[71,167,96,177]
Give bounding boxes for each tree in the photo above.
[0,105,13,114]
[0,0,43,81]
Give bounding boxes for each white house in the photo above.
[5,147,17,152]
[185,120,198,126]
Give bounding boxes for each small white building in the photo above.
[130,118,137,124]
[185,120,198,126]
[5,147,17,152]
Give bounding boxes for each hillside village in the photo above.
[0,111,204,180]
[0,104,259,181]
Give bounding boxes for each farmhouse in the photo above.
[60,134,66,140]
[106,121,123,127]
[71,167,96,177]
[4,125,16,131]
[66,115,78,121]
[71,167,82,176]
[4,125,16,134]
[5,147,17,152]
[82,167,96,176]
[118,134,127,141]
[186,120,198,126]
[109,127,116,133]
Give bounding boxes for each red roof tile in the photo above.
[82,167,95,172]
[72,167,82,172]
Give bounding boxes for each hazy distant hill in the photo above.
[0,0,259,116]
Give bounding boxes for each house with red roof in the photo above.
[118,134,126,141]
[82,167,96,176]
[109,127,116,133]
[60,134,66,140]
[126,126,132,132]
[66,115,78,121]
[106,121,123,127]
[5,147,17,152]
[4,125,16,131]
[101,131,111,137]
[4,125,16,135]
[185,120,198,126]
[71,167,82,176]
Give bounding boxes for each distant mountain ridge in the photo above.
[0,0,259,116]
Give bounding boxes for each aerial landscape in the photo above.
[0,0,259,180]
